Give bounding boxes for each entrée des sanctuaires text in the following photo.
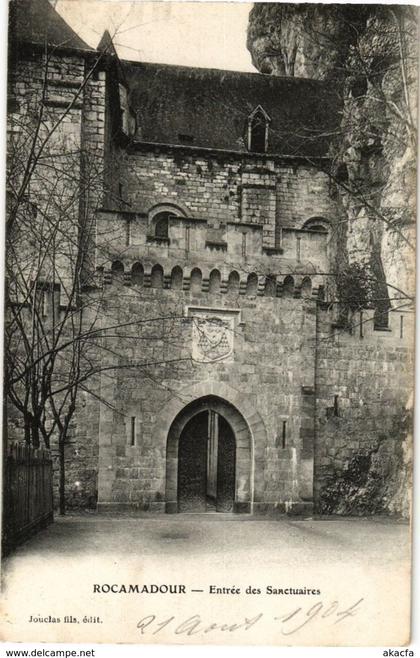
[92,584,322,595]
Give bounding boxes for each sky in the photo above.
[54,1,256,71]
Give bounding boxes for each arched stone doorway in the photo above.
[166,395,252,514]
[178,410,236,512]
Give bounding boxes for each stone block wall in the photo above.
[55,382,101,509]
[8,49,413,519]
[80,64,107,276]
[276,166,335,228]
[96,211,329,280]
[94,141,333,283]
[240,163,277,248]
[111,146,337,234]
[54,273,414,518]
[8,50,87,298]
[120,148,242,222]
[8,47,109,296]
[6,46,106,504]
[315,307,414,517]
[72,271,320,514]
[9,48,106,283]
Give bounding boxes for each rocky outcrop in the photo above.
[336,7,417,315]
[247,4,417,307]
[248,4,416,517]
[318,407,412,518]
[247,4,368,79]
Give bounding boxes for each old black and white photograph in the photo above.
[0,0,417,651]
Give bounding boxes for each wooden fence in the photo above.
[2,443,54,554]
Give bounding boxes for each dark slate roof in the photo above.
[124,61,340,157]
[11,0,94,51]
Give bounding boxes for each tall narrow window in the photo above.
[242,232,247,258]
[296,236,301,263]
[130,417,136,446]
[247,105,270,153]
[119,83,130,135]
[41,290,48,318]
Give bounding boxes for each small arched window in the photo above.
[264,274,277,297]
[246,273,258,296]
[301,276,312,298]
[148,204,187,244]
[209,269,221,294]
[227,271,240,295]
[303,217,330,234]
[190,268,202,293]
[247,105,271,153]
[151,264,164,288]
[154,212,171,239]
[111,260,124,286]
[283,275,295,298]
[171,266,183,290]
[132,262,144,287]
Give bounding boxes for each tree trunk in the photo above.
[31,417,40,448]
[59,433,65,515]
[24,414,31,445]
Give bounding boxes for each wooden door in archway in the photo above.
[177,411,208,512]
[216,415,236,512]
[177,409,236,513]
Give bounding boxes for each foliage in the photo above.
[335,262,375,314]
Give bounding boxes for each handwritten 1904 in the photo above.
[137,598,364,637]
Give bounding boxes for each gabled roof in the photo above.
[97,29,118,58]
[248,105,272,122]
[97,29,128,86]
[123,60,341,158]
[11,0,94,52]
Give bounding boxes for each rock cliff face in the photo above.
[248,4,416,304]
[247,3,367,78]
[248,3,417,517]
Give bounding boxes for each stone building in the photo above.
[6,0,414,517]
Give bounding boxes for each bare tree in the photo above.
[5,36,192,514]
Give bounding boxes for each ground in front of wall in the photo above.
[1,514,411,646]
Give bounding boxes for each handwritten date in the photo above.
[137,598,364,637]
